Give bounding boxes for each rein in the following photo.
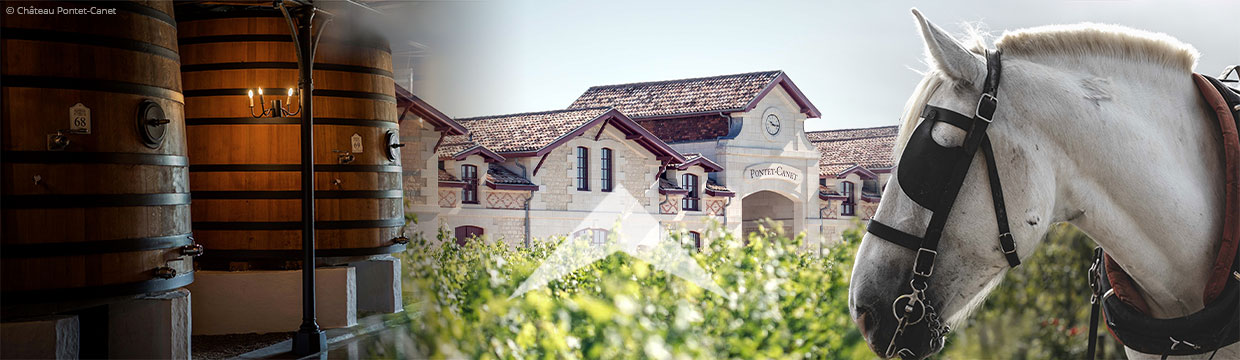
[865,50,1019,358]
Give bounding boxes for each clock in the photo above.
[764,114,781,135]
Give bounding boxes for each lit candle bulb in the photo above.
[286,88,294,104]
[248,90,254,107]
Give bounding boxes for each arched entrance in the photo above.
[741,190,796,239]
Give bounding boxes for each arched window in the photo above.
[841,181,856,216]
[454,225,484,246]
[571,228,610,247]
[461,165,478,204]
[681,173,699,211]
[688,231,702,252]
[600,148,613,192]
[576,147,589,191]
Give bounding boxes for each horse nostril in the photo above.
[854,305,876,337]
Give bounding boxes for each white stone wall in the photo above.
[436,121,675,247]
[705,86,822,247]
[401,112,450,239]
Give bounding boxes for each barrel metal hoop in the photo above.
[200,244,407,260]
[191,190,403,200]
[3,193,191,208]
[1,151,188,166]
[183,88,396,103]
[1,272,194,304]
[180,62,394,78]
[177,34,390,52]
[192,218,406,231]
[0,233,194,258]
[1,75,183,103]
[0,28,180,61]
[188,164,402,173]
[185,117,398,128]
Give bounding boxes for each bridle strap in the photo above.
[868,135,1021,268]
[866,220,923,250]
[981,137,1021,267]
[873,50,1013,358]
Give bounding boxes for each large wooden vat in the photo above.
[1,1,196,304]
[176,9,405,264]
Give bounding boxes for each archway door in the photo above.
[740,190,796,240]
[454,225,484,246]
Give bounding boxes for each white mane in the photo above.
[893,23,1200,159]
[996,23,1199,72]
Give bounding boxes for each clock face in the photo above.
[764,114,781,135]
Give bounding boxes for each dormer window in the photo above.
[682,174,699,211]
[461,164,478,204]
[841,181,855,216]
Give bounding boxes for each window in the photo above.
[461,165,478,204]
[681,173,699,211]
[576,147,589,191]
[600,148,613,192]
[819,177,827,186]
[841,181,855,216]
[572,228,610,248]
[454,225,484,246]
[689,231,702,252]
[438,160,445,170]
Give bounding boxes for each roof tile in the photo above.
[449,108,612,154]
[570,71,782,118]
[487,164,533,186]
[809,126,898,177]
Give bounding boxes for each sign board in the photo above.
[69,103,91,134]
[744,163,802,184]
[350,133,363,153]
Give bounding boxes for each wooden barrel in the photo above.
[1,1,196,304]
[176,8,405,264]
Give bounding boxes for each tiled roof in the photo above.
[449,108,612,154]
[819,184,843,198]
[809,126,898,177]
[658,178,686,194]
[704,178,734,197]
[396,85,466,135]
[569,71,783,118]
[676,153,724,172]
[436,141,476,160]
[806,126,897,142]
[635,115,731,143]
[487,164,533,186]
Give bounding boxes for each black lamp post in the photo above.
[262,0,330,355]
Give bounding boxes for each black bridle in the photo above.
[866,50,1022,358]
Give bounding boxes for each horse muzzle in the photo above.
[853,294,949,360]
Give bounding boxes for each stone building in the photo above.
[808,126,897,241]
[413,71,900,249]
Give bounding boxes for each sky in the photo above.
[391,0,1239,131]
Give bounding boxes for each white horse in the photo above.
[848,9,1236,360]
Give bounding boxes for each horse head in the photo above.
[847,9,1061,359]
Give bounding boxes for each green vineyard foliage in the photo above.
[391,219,1122,359]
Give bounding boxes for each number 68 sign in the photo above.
[69,103,91,134]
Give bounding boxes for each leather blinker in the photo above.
[897,114,969,211]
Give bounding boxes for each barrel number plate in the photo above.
[351,133,363,153]
[69,103,91,134]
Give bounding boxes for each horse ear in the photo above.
[911,8,986,87]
